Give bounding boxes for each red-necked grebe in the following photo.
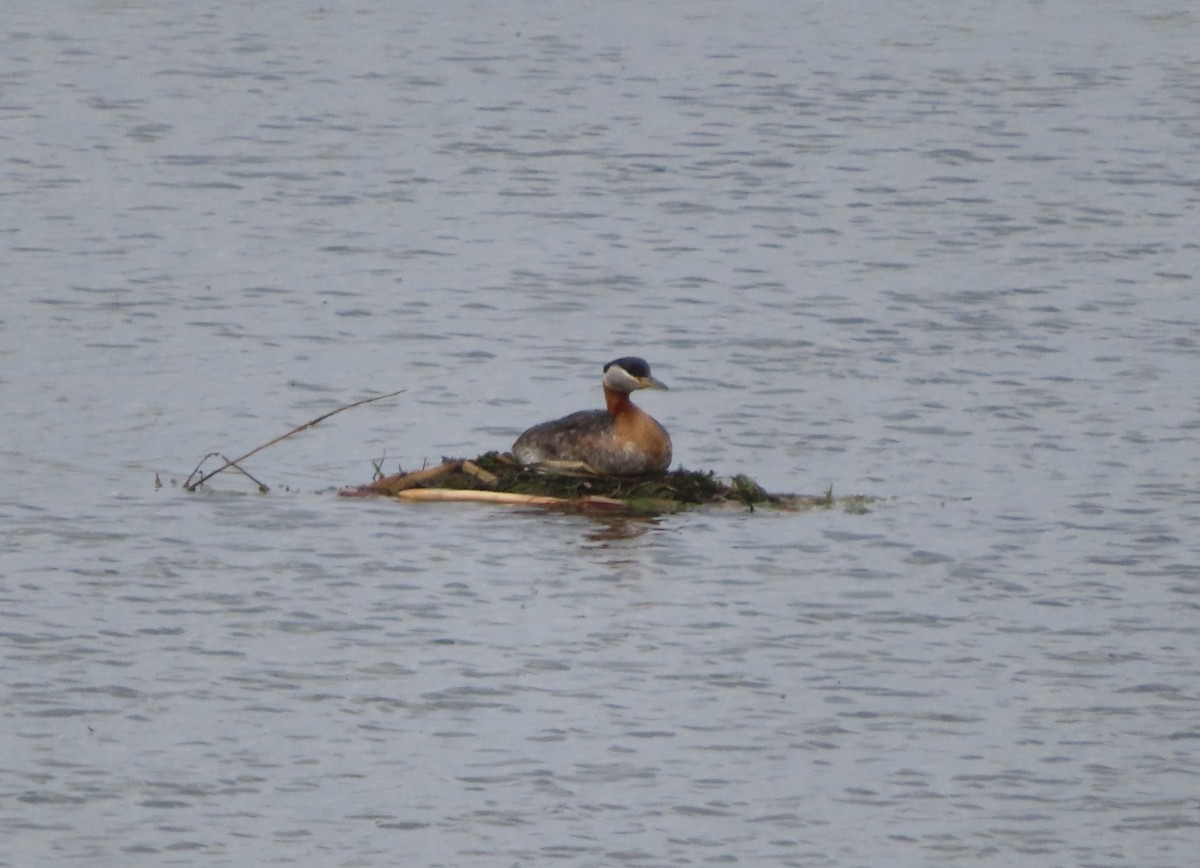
[512,357,672,476]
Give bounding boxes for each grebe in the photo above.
[512,357,672,476]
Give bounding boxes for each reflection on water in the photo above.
[581,515,663,544]
[3,0,1199,865]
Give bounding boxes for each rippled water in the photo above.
[3,1,1199,865]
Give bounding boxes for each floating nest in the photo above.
[179,391,874,515]
[340,451,874,516]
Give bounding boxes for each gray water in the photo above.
[3,1,1199,865]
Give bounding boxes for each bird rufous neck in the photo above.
[603,385,632,416]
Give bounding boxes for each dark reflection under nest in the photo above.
[582,515,662,543]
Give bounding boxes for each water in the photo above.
[3,1,1199,865]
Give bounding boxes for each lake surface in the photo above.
[3,1,1199,865]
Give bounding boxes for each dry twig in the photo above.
[184,389,404,491]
